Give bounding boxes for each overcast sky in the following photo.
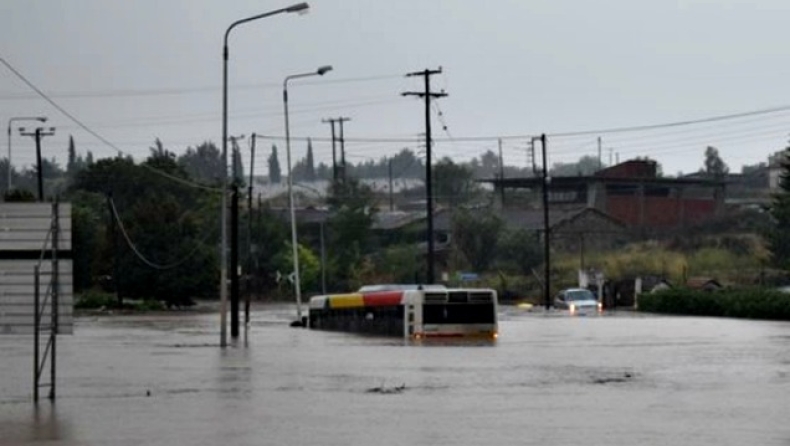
[2,0,789,177]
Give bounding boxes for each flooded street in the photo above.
[1,305,789,445]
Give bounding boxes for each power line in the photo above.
[0,55,219,192]
[0,73,404,101]
[109,198,216,270]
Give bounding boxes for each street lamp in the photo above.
[220,2,309,347]
[283,65,333,324]
[7,116,46,191]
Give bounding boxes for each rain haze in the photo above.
[2,0,789,176]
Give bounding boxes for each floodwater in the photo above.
[1,305,789,446]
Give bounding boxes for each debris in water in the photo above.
[366,384,406,394]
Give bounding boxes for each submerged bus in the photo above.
[307,286,498,340]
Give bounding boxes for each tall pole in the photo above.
[388,158,394,211]
[322,118,338,181]
[7,116,46,191]
[221,2,310,347]
[597,136,602,171]
[498,138,505,205]
[337,117,350,182]
[246,133,255,328]
[231,185,240,338]
[284,66,333,324]
[35,129,43,201]
[283,81,301,322]
[541,133,551,310]
[402,68,447,284]
[19,126,55,202]
[320,222,326,295]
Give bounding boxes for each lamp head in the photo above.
[316,65,333,76]
[286,2,309,14]
[37,117,47,123]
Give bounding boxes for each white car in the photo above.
[554,288,603,315]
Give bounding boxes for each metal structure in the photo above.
[220,2,309,346]
[283,65,333,323]
[0,202,72,402]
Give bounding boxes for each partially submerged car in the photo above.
[554,288,603,315]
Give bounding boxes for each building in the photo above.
[487,159,725,235]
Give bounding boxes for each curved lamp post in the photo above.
[221,2,308,347]
[283,65,332,323]
[7,116,46,191]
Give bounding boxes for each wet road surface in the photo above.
[1,305,789,445]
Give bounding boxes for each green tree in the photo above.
[69,191,105,292]
[768,146,790,269]
[178,141,223,185]
[268,145,282,184]
[231,142,245,187]
[551,155,602,177]
[496,228,543,275]
[248,206,289,293]
[704,146,729,178]
[305,138,315,181]
[451,208,503,272]
[433,157,480,208]
[274,243,321,295]
[326,178,377,290]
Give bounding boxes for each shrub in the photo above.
[639,288,790,320]
[75,291,118,309]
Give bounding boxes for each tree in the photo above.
[232,145,245,187]
[65,135,87,183]
[451,208,504,272]
[178,141,223,185]
[268,145,282,184]
[767,146,790,269]
[704,146,729,178]
[551,155,602,177]
[433,157,480,208]
[496,228,543,275]
[326,177,377,290]
[305,138,315,182]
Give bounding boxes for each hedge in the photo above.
[638,288,790,321]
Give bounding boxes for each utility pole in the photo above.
[321,118,338,181]
[402,67,447,284]
[541,133,551,310]
[530,136,540,176]
[106,192,121,308]
[388,158,394,211]
[597,137,603,171]
[19,126,55,201]
[228,135,244,339]
[498,138,505,205]
[230,184,239,338]
[246,134,256,328]
[337,117,350,182]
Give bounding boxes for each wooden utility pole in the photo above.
[402,67,447,284]
[246,134,256,328]
[321,118,338,181]
[322,117,350,182]
[541,134,551,310]
[19,126,55,201]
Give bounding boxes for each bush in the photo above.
[75,291,118,309]
[132,299,166,311]
[639,288,790,320]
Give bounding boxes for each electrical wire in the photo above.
[0,73,404,101]
[0,55,221,192]
[109,197,216,271]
